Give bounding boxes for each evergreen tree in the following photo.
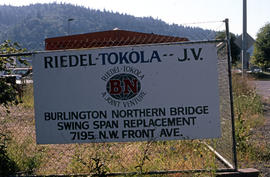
[0,4,215,50]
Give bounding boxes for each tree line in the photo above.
[0,3,269,69]
[0,3,215,51]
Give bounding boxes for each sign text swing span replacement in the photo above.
[33,42,220,144]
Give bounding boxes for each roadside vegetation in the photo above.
[0,74,217,176]
[248,72,270,81]
[1,40,269,176]
[0,73,268,176]
[1,95,218,176]
[232,73,270,169]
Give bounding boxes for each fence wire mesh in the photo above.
[44,20,224,51]
[0,42,235,176]
[0,20,236,176]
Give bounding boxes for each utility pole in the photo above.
[242,0,248,76]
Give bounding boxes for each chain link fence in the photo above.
[0,20,237,176]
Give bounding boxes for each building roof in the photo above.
[45,30,189,50]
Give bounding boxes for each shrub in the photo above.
[0,133,18,176]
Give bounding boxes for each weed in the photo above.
[20,84,34,108]
[2,73,265,176]
[232,74,269,166]
[6,136,43,174]
[134,141,153,174]
[0,133,18,176]
[68,144,110,176]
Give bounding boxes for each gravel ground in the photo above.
[253,101,270,177]
[250,81,270,177]
[252,81,270,100]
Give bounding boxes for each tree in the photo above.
[0,4,215,50]
[216,31,241,65]
[253,23,270,70]
[0,40,26,176]
[0,40,27,106]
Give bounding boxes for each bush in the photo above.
[0,40,28,107]
[0,79,18,107]
[0,133,18,176]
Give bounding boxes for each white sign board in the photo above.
[33,42,220,144]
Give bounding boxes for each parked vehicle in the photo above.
[247,66,262,73]
[0,67,32,84]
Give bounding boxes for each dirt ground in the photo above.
[250,81,270,177]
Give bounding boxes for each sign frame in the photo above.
[33,42,221,144]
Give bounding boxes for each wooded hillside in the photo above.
[0,3,215,50]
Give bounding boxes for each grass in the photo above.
[232,74,270,168]
[65,140,217,175]
[2,85,220,176]
[0,101,218,176]
[1,74,268,176]
[20,84,34,108]
[7,137,44,174]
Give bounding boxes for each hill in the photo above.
[0,3,216,50]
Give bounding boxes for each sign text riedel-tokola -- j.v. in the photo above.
[33,42,220,144]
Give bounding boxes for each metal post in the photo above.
[242,0,247,76]
[225,18,238,171]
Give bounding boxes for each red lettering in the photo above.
[109,80,121,94]
[124,79,138,94]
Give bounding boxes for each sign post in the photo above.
[33,42,220,144]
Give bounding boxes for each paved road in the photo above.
[251,80,270,100]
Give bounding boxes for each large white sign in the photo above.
[33,42,220,144]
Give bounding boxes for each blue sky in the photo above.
[1,0,269,39]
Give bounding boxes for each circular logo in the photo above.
[106,73,141,100]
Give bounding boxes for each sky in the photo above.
[0,0,269,39]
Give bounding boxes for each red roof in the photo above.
[45,30,188,50]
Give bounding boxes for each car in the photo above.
[1,67,32,84]
[250,66,262,73]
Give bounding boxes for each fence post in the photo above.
[224,18,238,171]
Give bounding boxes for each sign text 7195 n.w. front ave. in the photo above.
[33,42,220,144]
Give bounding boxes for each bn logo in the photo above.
[106,73,141,100]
